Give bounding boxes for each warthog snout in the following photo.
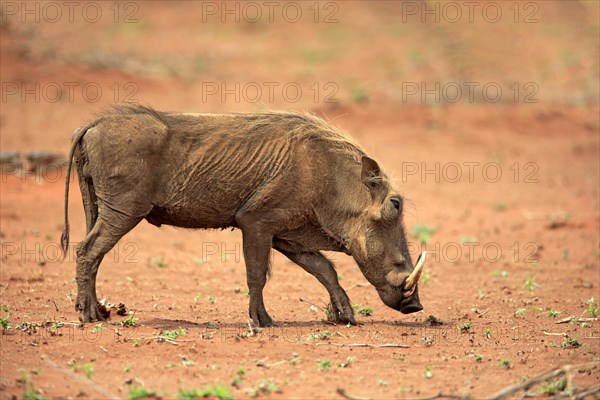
[399,289,423,314]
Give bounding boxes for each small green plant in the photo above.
[337,356,356,368]
[483,328,492,338]
[351,85,369,104]
[524,275,541,292]
[317,359,331,372]
[514,308,526,316]
[231,367,245,388]
[131,338,141,347]
[68,361,94,379]
[539,378,567,395]
[561,337,583,348]
[0,314,9,330]
[474,354,484,362]
[207,295,216,304]
[159,327,187,342]
[478,289,486,299]
[460,236,478,244]
[50,322,63,332]
[194,293,202,303]
[148,257,167,268]
[422,273,430,286]
[423,366,433,379]
[289,354,301,365]
[91,323,104,333]
[309,330,332,340]
[547,309,561,319]
[245,380,282,398]
[376,379,389,386]
[82,363,94,379]
[17,369,30,384]
[493,202,507,211]
[561,250,570,260]
[410,224,435,245]
[204,321,217,329]
[180,355,196,367]
[1,306,10,331]
[325,302,337,322]
[357,306,374,316]
[584,297,598,317]
[307,305,318,312]
[22,385,48,400]
[492,270,509,277]
[121,312,138,327]
[128,385,157,399]
[457,322,472,333]
[498,359,511,369]
[179,386,233,400]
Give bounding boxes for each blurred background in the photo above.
[1,1,598,151]
[1,2,599,398]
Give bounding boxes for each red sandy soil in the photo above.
[1,2,599,399]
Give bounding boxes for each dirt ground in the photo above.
[1,1,599,399]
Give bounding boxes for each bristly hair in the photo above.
[99,104,169,125]
[100,105,367,162]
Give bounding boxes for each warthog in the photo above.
[61,106,424,326]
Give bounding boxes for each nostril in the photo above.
[400,297,423,314]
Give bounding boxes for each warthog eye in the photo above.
[390,197,402,211]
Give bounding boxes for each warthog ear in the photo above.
[361,156,385,199]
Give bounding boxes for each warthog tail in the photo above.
[60,122,98,260]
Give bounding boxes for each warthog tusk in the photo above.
[403,251,426,296]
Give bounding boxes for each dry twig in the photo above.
[315,343,409,348]
[487,363,599,399]
[555,316,599,324]
[542,331,567,336]
[336,388,371,400]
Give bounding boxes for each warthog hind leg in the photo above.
[236,215,276,327]
[75,217,142,323]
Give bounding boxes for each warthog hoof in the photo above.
[328,302,357,325]
[76,300,106,323]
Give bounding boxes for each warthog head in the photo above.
[343,156,424,315]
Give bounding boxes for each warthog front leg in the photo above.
[277,249,356,325]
